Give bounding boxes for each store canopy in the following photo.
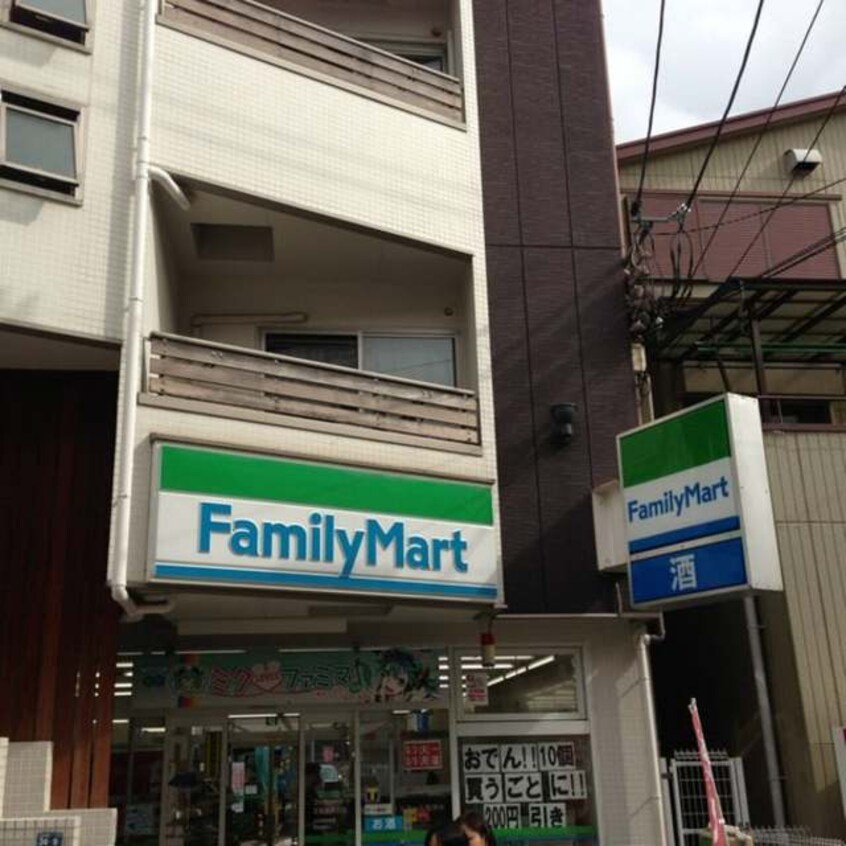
[649,277,846,366]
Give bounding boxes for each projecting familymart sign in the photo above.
[618,394,782,608]
[149,443,498,602]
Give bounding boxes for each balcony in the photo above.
[145,332,480,445]
[159,0,464,124]
[140,178,483,453]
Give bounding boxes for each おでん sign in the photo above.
[148,443,499,603]
[617,394,781,608]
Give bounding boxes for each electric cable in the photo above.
[727,83,846,278]
[631,0,668,221]
[653,174,846,236]
[690,0,825,279]
[761,225,846,279]
[680,0,767,218]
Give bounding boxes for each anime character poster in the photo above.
[132,648,443,708]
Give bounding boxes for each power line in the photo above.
[631,0,668,220]
[761,224,846,279]
[680,0,767,219]
[727,83,846,278]
[690,0,825,278]
[652,174,846,236]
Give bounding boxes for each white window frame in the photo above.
[0,88,82,199]
[454,647,588,723]
[261,328,460,389]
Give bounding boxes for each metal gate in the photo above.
[663,749,750,846]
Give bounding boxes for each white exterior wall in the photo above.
[0,4,137,342]
[121,0,499,588]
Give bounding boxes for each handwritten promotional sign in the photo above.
[461,740,586,830]
[403,740,443,771]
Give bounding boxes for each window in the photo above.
[459,653,584,719]
[363,336,455,386]
[366,40,449,74]
[266,333,359,369]
[0,90,80,197]
[9,0,89,46]
[265,333,457,387]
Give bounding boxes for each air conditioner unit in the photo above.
[784,148,822,176]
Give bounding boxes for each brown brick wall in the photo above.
[474,0,636,611]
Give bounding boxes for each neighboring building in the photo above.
[614,92,846,837]
[0,2,658,845]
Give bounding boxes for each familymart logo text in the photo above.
[627,475,731,524]
[198,501,470,576]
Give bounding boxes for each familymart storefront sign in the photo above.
[618,394,782,608]
[149,443,499,602]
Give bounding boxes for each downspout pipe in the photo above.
[108,0,174,623]
[637,617,669,846]
[615,583,668,844]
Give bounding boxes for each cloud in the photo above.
[603,0,846,143]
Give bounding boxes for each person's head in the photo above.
[460,811,496,846]
[424,828,440,846]
[437,822,470,846]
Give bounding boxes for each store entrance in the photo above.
[158,709,448,846]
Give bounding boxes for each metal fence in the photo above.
[666,750,750,845]
[750,828,846,846]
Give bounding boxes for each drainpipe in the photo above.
[108,0,175,622]
[637,617,669,846]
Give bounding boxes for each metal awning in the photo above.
[650,277,846,366]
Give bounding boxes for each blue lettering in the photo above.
[337,529,365,577]
[450,530,468,572]
[627,500,639,522]
[261,522,307,560]
[230,518,258,556]
[406,536,430,570]
[366,519,404,568]
[198,502,231,553]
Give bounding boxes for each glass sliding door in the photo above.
[226,715,300,846]
[303,713,355,846]
[359,710,452,846]
[161,720,227,846]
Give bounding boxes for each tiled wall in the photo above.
[0,739,7,811]
[0,3,138,341]
[0,817,80,846]
[39,810,116,846]
[2,743,50,818]
[0,742,115,846]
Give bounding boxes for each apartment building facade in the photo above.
[614,93,846,837]
[0,1,660,844]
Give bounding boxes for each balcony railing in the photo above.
[160,0,464,123]
[144,333,480,447]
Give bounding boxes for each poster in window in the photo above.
[464,774,504,804]
[462,744,500,774]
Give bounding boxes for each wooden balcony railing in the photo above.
[160,0,464,123]
[145,333,480,446]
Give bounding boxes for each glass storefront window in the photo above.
[458,735,597,845]
[360,709,453,846]
[459,653,583,718]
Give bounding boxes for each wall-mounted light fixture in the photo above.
[550,402,577,445]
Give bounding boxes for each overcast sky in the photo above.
[602,0,846,144]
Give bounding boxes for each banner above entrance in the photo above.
[132,648,444,709]
[148,443,499,603]
[617,394,782,608]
